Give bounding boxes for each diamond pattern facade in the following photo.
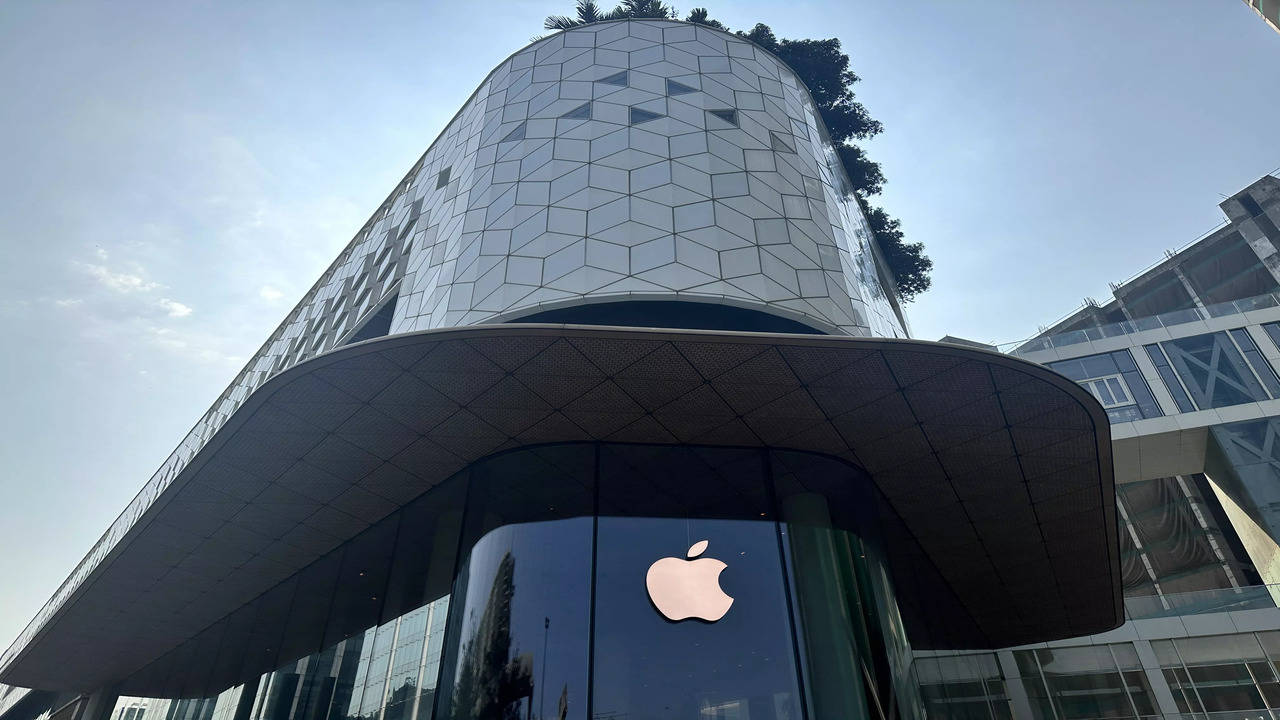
[387,20,903,338]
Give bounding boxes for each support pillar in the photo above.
[996,650,1035,720]
[72,689,118,720]
[1133,640,1181,717]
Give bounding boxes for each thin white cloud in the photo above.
[156,298,192,318]
[53,298,83,308]
[144,325,241,367]
[81,262,159,293]
[259,285,284,302]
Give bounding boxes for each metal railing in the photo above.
[1010,291,1280,355]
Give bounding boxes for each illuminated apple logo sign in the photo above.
[645,539,734,622]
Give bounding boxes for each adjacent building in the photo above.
[924,173,1280,719]
[1242,0,1280,35]
[0,19,1122,720]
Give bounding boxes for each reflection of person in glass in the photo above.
[449,553,534,719]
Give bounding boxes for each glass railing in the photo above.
[1012,292,1280,355]
[1125,584,1280,620]
[1172,707,1280,712]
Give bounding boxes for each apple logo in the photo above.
[645,539,734,622]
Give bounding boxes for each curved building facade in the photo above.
[1,20,1120,720]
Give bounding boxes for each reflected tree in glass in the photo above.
[448,553,534,720]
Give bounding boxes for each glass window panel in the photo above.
[1006,645,1156,720]
[1112,350,1139,373]
[380,477,467,626]
[1258,630,1280,660]
[1014,650,1042,679]
[771,451,877,720]
[1176,634,1268,664]
[435,519,593,720]
[1192,681,1265,712]
[1036,646,1117,675]
[1122,670,1156,715]
[418,597,451,717]
[1105,405,1144,423]
[592,445,804,720]
[1161,667,1201,714]
[1145,344,1198,412]
[327,634,373,720]
[358,618,399,718]
[1106,377,1130,403]
[1090,379,1116,405]
[1111,644,1142,671]
[1119,369,1162,418]
[1231,328,1280,398]
[1081,354,1119,378]
[1263,322,1280,353]
[1046,357,1092,381]
[1162,332,1270,408]
[433,446,595,720]
[1248,659,1278,683]
[1050,351,1161,420]
[1259,681,1280,708]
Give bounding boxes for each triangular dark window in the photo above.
[599,70,628,86]
[342,291,398,346]
[630,107,663,125]
[436,166,451,189]
[499,121,526,143]
[666,78,697,95]
[769,131,796,153]
[707,109,738,127]
[561,102,592,120]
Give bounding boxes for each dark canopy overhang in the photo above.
[0,324,1120,693]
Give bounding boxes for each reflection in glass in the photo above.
[435,521,592,720]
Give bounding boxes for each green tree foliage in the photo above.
[545,0,675,29]
[863,203,932,302]
[684,7,726,30]
[543,2,931,301]
[544,0,616,29]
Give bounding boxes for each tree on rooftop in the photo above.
[542,2,931,302]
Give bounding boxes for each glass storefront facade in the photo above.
[105,442,1005,720]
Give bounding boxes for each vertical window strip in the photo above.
[1145,344,1198,413]
[1230,328,1280,399]
[1111,350,1163,419]
[1263,322,1280,352]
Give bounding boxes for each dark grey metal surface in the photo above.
[0,324,1119,692]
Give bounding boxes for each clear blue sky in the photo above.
[0,0,1276,650]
